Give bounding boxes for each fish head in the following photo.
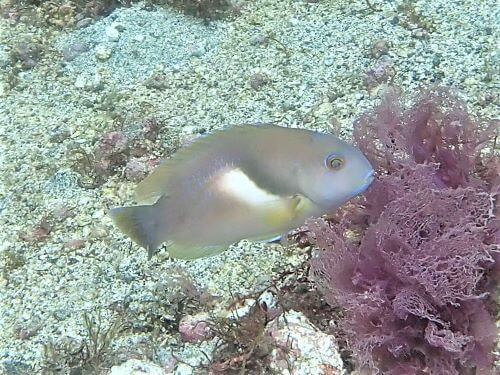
[297,132,374,210]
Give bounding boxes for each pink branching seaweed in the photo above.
[307,88,498,374]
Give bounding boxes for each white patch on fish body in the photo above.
[216,168,283,206]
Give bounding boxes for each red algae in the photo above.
[306,88,498,374]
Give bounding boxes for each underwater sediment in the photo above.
[0,0,497,373]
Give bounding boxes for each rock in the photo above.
[124,158,148,182]
[76,18,92,29]
[189,44,206,57]
[109,359,165,375]
[250,33,268,46]
[181,125,198,135]
[178,313,212,343]
[266,310,344,374]
[370,39,390,59]
[314,102,333,119]
[64,239,86,250]
[62,42,89,62]
[141,118,160,141]
[95,44,112,61]
[249,72,269,90]
[106,24,121,42]
[323,56,334,66]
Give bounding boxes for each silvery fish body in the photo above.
[110,125,374,259]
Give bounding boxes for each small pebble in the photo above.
[249,72,269,90]
[74,74,87,89]
[323,56,334,66]
[370,39,390,58]
[125,158,148,182]
[95,44,112,61]
[64,239,86,250]
[190,44,206,57]
[178,313,212,343]
[76,18,92,28]
[62,42,89,62]
[181,125,197,135]
[141,118,160,141]
[91,225,109,239]
[250,33,268,45]
[105,25,121,42]
[133,34,145,42]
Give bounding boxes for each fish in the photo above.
[109,125,374,259]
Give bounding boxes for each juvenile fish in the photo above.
[110,125,374,259]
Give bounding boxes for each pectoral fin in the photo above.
[261,194,313,225]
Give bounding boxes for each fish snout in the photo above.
[349,169,375,197]
[364,169,375,185]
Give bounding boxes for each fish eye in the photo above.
[325,154,344,170]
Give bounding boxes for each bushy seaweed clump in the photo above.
[306,88,499,374]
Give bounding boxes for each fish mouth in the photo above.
[364,169,375,184]
[350,169,375,197]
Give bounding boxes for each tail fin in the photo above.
[109,203,165,258]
